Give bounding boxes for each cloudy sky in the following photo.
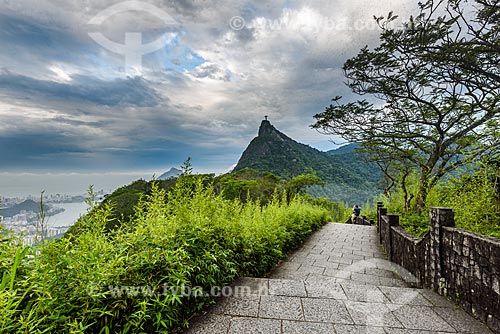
[0,0,417,177]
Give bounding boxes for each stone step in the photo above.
[225,277,441,304]
[187,277,494,333]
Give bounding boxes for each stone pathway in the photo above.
[185,223,493,334]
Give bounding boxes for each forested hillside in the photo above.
[233,119,382,204]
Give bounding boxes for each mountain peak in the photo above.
[258,119,291,143]
[258,119,275,137]
[158,167,181,180]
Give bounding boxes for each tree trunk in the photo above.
[401,170,414,212]
[414,168,431,214]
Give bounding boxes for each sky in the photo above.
[0,0,417,195]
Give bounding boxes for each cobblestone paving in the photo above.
[186,223,493,334]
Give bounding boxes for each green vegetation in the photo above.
[0,199,49,218]
[214,168,282,204]
[0,175,330,333]
[67,167,348,236]
[380,160,500,239]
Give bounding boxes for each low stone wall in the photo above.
[377,203,500,333]
[352,216,372,225]
[389,225,426,285]
[441,227,500,331]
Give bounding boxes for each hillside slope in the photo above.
[233,120,382,204]
[0,199,48,218]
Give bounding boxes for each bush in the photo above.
[1,178,330,333]
[378,164,500,239]
[435,164,500,239]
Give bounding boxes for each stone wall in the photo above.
[352,216,372,226]
[377,204,500,333]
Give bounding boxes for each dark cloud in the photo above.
[0,133,90,167]
[234,27,256,43]
[0,72,161,107]
[0,12,96,73]
[191,63,231,81]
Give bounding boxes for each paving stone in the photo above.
[342,246,360,252]
[340,282,389,303]
[268,279,307,297]
[210,296,229,315]
[418,289,455,308]
[313,259,340,269]
[232,277,269,296]
[186,314,231,334]
[344,301,403,327]
[332,246,351,254]
[298,264,325,275]
[221,295,260,317]
[302,298,353,324]
[270,270,310,280]
[313,245,334,253]
[289,256,309,263]
[378,287,432,306]
[229,317,280,334]
[258,295,303,320]
[350,272,384,284]
[329,256,355,265]
[305,253,329,261]
[378,278,407,288]
[305,276,347,299]
[338,263,354,270]
[365,267,399,278]
[392,305,456,332]
[382,328,453,334]
[353,250,377,257]
[273,262,301,271]
[334,324,386,334]
[433,306,494,333]
[323,267,352,279]
[282,320,335,333]
[306,248,324,255]
[342,253,366,261]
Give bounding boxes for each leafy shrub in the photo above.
[379,163,500,239]
[398,213,430,238]
[435,163,500,239]
[1,177,329,333]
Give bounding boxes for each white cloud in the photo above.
[48,64,74,83]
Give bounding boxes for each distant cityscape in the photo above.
[0,190,107,245]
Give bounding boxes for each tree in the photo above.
[359,145,415,211]
[285,172,325,203]
[35,191,48,243]
[313,0,500,213]
[180,157,193,176]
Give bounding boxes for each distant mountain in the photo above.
[328,143,360,155]
[0,199,48,218]
[158,167,181,180]
[233,120,382,204]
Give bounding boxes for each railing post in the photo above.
[387,214,399,261]
[376,202,384,232]
[378,207,387,244]
[429,207,455,294]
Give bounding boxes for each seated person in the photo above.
[351,205,361,223]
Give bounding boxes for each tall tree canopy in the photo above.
[313,0,500,212]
